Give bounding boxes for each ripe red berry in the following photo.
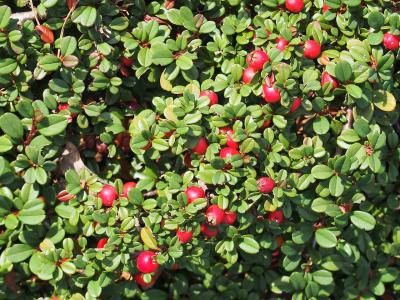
[121,181,137,198]
[120,56,134,67]
[262,119,272,128]
[205,204,225,226]
[220,127,238,149]
[185,186,205,204]
[242,67,257,84]
[224,211,237,225]
[285,0,304,13]
[322,3,329,12]
[246,49,269,71]
[219,147,240,159]
[200,90,218,106]
[98,185,118,207]
[176,228,193,244]
[191,137,208,155]
[290,97,302,113]
[304,40,321,59]
[268,210,284,224]
[257,177,275,194]
[321,71,339,90]
[58,103,69,111]
[136,251,159,274]
[134,273,157,289]
[262,84,281,103]
[96,238,108,249]
[200,223,218,237]
[383,33,399,51]
[276,37,288,51]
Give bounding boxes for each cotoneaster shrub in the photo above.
[0,0,399,299]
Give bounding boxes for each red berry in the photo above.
[246,49,269,71]
[276,37,288,51]
[200,223,218,237]
[205,204,225,226]
[219,147,240,159]
[285,0,304,13]
[176,228,193,244]
[121,182,137,198]
[289,97,302,113]
[262,84,281,103]
[304,40,321,59]
[96,143,108,154]
[339,203,352,213]
[262,119,272,128]
[136,251,159,274]
[268,210,284,224]
[257,177,275,194]
[185,186,205,204]
[96,238,108,249]
[321,71,339,89]
[383,33,399,51]
[242,67,257,84]
[200,90,218,106]
[58,103,69,111]
[220,127,238,149]
[322,3,329,12]
[121,56,134,67]
[224,211,237,225]
[134,273,157,289]
[98,185,118,207]
[191,137,208,155]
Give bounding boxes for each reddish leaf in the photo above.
[35,25,54,44]
[67,0,77,10]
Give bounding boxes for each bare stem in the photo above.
[29,0,40,25]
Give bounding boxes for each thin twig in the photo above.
[29,0,40,25]
[57,0,79,57]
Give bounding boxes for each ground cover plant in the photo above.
[0,0,399,299]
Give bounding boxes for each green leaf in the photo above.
[0,113,24,141]
[38,55,61,72]
[140,227,159,250]
[329,176,344,197]
[73,6,97,27]
[311,165,333,180]
[37,115,68,136]
[315,229,337,248]
[6,244,33,263]
[372,90,396,112]
[176,54,193,70]
[335,61,352,82]
[109,17,129,31]
[345,84,362,98]
[60,36,77,56]
[87,281,102,298]
[152,43,174,66]
[312,270,333,285]
[350,211,376,231]
[0,58,17,75]
[0,5,11,29]
[313,116,330,135]
[368,11,384,29]
[239,235,260,254]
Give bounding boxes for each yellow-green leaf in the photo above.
[140,227,159,250]
[372,90,396,112]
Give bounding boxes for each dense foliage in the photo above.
[0,0,399,299]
